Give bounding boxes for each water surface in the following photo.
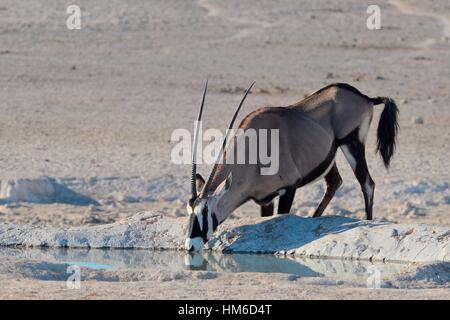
[0,247,408,279]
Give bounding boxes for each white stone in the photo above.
[411,116,424,125]
[0,177,55,203]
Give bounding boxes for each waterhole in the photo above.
[0,247,408,280]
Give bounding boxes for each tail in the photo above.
[369,96,399,169]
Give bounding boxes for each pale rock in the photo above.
[0,177,55,203]
[0,213,448,263]
[411,116,424,124]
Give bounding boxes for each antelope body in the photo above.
[186,82,398,252]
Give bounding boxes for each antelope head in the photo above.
[185,80,254,252]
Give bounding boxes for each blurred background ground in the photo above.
[0,0,448,227]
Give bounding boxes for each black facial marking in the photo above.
[187,213,202,238]
[187,204,209,243]
[212,213,219,231]
[201,206,208,242]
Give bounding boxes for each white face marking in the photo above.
[192,200,207,232]
[278,189,286,196]
[359,116,371,143]
[341,145,357,171]
[185,237,204,251]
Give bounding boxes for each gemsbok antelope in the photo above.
[185,81,398,251]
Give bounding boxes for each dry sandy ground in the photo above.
[0,257,449,299]
[0,0,449,299]
[1,271,449,300]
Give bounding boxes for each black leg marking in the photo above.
[340,140,375,220]
[277,187,296,214]
[313,163,342,218]
[260,201,274,217]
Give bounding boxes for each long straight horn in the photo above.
[200,82,255,198]
[191,80,208,199]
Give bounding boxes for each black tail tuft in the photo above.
[370,97,399,169]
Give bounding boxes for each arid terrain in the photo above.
[0,0,449,299]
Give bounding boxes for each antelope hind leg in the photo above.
[313,163,343,217]
[341,141,375,220]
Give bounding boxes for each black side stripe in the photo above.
[249,143,338,206]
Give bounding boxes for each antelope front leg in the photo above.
[277,187,296,214]
[260,200,274,217]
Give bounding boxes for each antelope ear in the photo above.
[215,173,232,198]
[224,172,232,190]
[195,173,205,195]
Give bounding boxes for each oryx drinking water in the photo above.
[185,81,398,251]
